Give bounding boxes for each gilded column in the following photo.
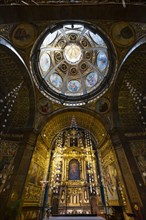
[83,158,86,181]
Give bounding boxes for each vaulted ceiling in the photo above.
[116,42,146,133]
[0,4,146,142]
[0,39,35,133]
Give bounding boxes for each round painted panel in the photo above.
[97,51,108,71]
[50,73,62,89]
[39,53,51,73]
[86,72,98,88]
[12,23,37,48]
[68,80,81,93]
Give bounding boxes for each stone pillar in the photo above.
[3,130,38,220]
[110,131,143,220]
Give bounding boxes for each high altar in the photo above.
[48,117,104,215]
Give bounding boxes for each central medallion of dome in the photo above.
[64,44,82,64]
[30,21,116,106]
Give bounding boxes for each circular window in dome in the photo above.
[30,21,116,106]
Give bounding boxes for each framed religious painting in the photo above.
[68,159,80,180]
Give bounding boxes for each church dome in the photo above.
[30,21,116,106]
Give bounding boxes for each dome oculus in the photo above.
[30,21,115,105]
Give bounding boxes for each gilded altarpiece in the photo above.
[49,127,103,215]
[59,149,91,215]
